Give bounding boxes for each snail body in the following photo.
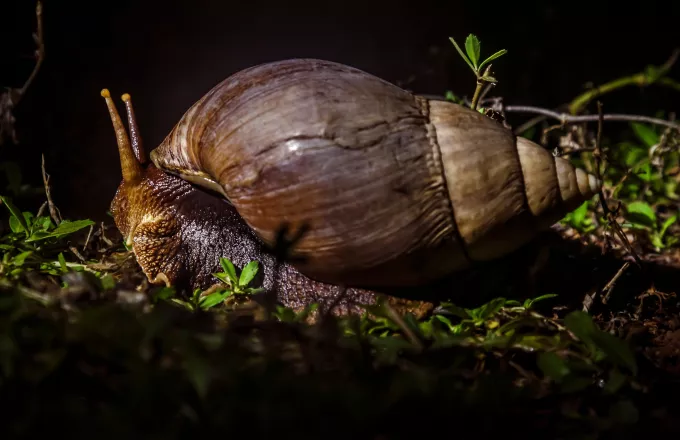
[101,58,600,313]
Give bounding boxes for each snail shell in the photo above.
[118,59,601,290]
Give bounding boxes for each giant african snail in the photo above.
[101,58,600,313]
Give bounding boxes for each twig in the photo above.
[1,2,44,145]
[41,154,61,224]
[579,103,641,310]
[601,262,631,304]
[69,246,86,263]
[593,102,642,268]
[18,2,45,101]
[504,105,680,132]
[100,222,113,246]
[83,224,94,251]
[12,2,45,108]
[36,200,48,218]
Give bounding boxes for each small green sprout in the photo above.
[0,195,94,278]
[196,258,265,310]
[449,33,508,110]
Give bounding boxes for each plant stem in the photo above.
[568,48,679,114]
[470,80,484,110]
[471,65,494,110]
[504,105,680,132]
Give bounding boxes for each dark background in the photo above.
[1,0,679,220]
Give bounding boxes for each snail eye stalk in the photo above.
[101,88,141,183]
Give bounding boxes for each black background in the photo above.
[1,0,678,220]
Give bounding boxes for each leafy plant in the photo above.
[172,257,266,311]
[561,201,597,233]
[0,195,94,279]
[623,200,678,250]
[449,33,508,109]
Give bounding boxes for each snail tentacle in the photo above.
[101,88,141,183]
[121,93,147,164]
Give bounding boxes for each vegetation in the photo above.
[2,28,680,438]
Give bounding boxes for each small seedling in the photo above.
[192,258,265,310]
[449,33,508,110]
[0,195,94,278]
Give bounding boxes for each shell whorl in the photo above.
[149,58,601,287]
[429,100,600,262]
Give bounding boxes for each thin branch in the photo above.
[22,2,45,94]
[505,105,680,132]
[17,1,45,105]
[592,102,642,269]
[41,154,61,224]
[601,262,631,304]
[83,224,95,251]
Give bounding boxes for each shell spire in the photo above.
[515,136,601,223]
[101,88,141,183]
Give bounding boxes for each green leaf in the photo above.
[238,261,259,287]
[212,272,230,284]
[564,311,598,351]
[464,34,481,69]
[444,90,463,104]
[449,37,476,73]
[590,330,638,374]
[537,352,570,381]
[9,215,26,234]
[1,196,29,234]
[294,303,319,322]
[34,216,53,232]
[199,290,232,309]
[274,305,298,322]
[12,250,32,266]
[468,297,506,321]
[25,219,95,242]
[22,212,35,228]
[219,258,238,284]
[630,122,659,147]
[437,302,471,319]
[523,293,558,309]
[478,49,508,71]
[152,286,176,302]
[565,201,590,228]
[660,215,677,238]
[100,274,116,290]
[625,201,656,227]
[57,252,68,274]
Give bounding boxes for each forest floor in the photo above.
[1,115,680,440]
[2,25,680,438]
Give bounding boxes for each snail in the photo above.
[100,58,600,315]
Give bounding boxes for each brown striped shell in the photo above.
[149,58,600,288]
